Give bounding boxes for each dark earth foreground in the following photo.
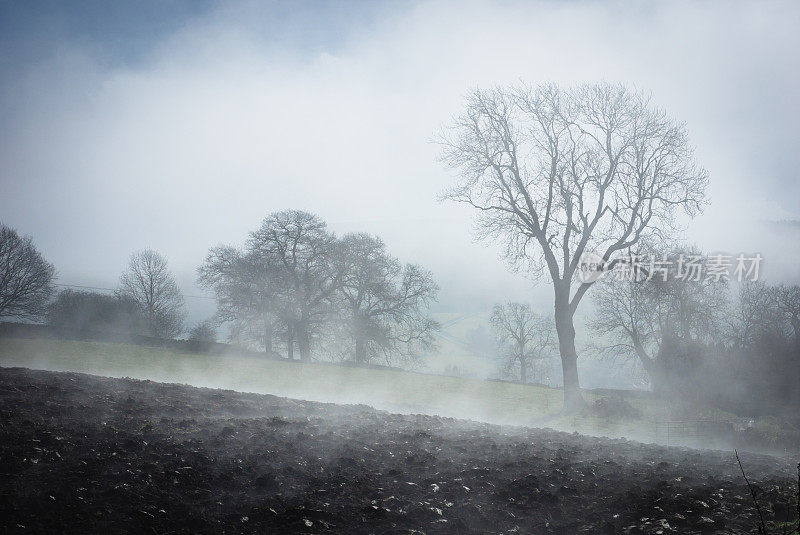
[0,366,797,534]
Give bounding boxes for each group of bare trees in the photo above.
[730,281,800,349]
[441,81,799,416]
[46,249,187,339]
[3,79,794,414]
[587,251,800,413]
[198,210,439,365]
[589,247,727,388]
[439,82,708,410]
[0,220,186,338]
[721,281,800,414]
[2,211,435,367]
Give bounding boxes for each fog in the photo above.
[1,1,799,387]
[4,6,800,533]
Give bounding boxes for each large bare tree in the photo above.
[0,223,56,321]
[118,249,185,338]
[490,302,553,384]
[439,83,708,410]
[336,233,439,366]
[248,210,340,361]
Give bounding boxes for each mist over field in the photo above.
[2,0,799,389]
[1,1,799,533]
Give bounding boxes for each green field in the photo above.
[0,338,563,422]
[0,337,738,445]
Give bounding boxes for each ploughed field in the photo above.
[0,367,796,534]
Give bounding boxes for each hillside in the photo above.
[1,366,796,534]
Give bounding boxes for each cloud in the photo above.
[1,0,798,322]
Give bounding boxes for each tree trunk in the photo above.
[297,324,311,362]
[632,336,658,390]
[263,316,273,355]
[355,335,366,365]
[554,286,586,412]
[519,356,528,384]
[286,323,294,360]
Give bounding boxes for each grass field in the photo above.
[0,337,739,445]
[0,337,565,423]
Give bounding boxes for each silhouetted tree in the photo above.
[490,302,553,383]
[726,280,777,347]
[118,249,185,338]
[439,82,708,411]
[198,245,282,353]
[335,233,439,366]
[0,223,55,321]
[248,210,339,361]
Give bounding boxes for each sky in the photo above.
[1,0,799,335]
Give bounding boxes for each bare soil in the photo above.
[0,366,796,534]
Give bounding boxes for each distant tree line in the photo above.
[48,290,147,334]
[198,210,439,366]
[1,214,439,368]
[0,222,191,340]
[590,249,800,417]
[46,249,188,339]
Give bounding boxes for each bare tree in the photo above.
[0,223,56,321]
[722,280,800,414]
[726,280,800,346]
[490,302,553,384]
[589,249,726,389]
[248,210,339,361]
[198,245,282,354]
[590,275,661,386]
[439,83,708,411]
[773,284,800,346]
[335,233,439,366]
[727,280,766,347]
[118,249,185,338]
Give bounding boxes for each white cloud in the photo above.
[1,0,798,320]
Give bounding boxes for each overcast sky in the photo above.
[1,0,799,324]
